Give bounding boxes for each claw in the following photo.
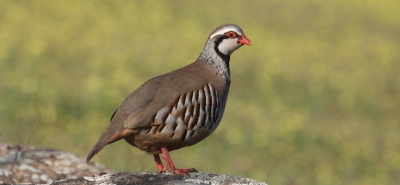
[173,168,197,175]
[153,147,198,175]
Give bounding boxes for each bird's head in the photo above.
[208,24,251,56]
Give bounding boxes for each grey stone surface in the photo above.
[52,172,268,185]
[0,143,267,185]
[0,143,115,184]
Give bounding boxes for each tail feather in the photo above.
[86,134,111,163]
[86,127,136,162]
[86,149,99,163]
[86,124,126,163]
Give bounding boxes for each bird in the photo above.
[86,24,251,175]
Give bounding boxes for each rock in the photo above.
[0,143,267,184]
[52,172,267,185]
[0,143,115,184]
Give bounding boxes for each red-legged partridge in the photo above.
[86,24,251,175]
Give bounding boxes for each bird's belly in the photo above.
[124,118,222,154]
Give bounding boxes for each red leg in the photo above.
[161,147,197,175]
[153,154,166,173]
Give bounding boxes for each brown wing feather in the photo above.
[123,67,209,129]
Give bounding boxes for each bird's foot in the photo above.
[159,167,197,175]
[157,147,198,175]
[157,166,168,173]
[171,167,197,175]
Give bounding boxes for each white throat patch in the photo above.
[217,38,241,55]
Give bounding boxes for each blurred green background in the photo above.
[1,0,399,184]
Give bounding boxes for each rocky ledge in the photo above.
[52,172,267,185]
[0,143,266,185]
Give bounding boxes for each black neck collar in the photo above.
[214,36,231,63]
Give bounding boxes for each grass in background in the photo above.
[1,0,399,184]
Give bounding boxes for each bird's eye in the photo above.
[225,31,237,38]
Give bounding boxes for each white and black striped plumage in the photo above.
[87,24,251,174]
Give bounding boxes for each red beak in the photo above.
[238,35,252,46]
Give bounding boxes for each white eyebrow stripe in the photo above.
[209,27,242,40]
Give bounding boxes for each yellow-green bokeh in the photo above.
[1,1,399,185]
